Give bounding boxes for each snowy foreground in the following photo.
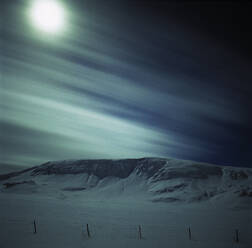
[0,157,251,248]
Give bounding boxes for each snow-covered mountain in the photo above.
[1,157,252,205]
[1,158,252,248]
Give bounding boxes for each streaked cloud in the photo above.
[1,0,250,168]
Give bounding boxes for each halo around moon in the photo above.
[30,0,65,34]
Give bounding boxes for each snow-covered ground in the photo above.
[0,158,251,248]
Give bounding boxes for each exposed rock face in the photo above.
[151,164,223,182]
[230,171,248,180]
[31,159,141,179]
[26,158,224,181]
[3,180,35,188]
[0,167,34,181]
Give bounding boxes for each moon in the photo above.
[30,0,65,34]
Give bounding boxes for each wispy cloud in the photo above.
[1,0,250,167]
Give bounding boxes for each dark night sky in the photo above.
[1,0,252,170]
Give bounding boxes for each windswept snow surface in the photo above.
[0,158,251,248]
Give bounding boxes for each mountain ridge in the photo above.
[1,157,252,205]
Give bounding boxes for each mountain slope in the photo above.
[1,157,252,206]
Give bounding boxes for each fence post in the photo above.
[188,227,191,240]
[33,219,37,234]
[235,229,239,243]
[138,225,142,240]
[86,224,90,238]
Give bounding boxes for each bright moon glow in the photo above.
[30,0,65,33]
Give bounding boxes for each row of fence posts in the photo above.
[187,226,239,243]
[32,219,240,243]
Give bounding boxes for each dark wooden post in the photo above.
[188,227,191,240]
[33,219,37,234]
[235,229,239,243]
[86,224,90,238]
[138,225,142,240]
